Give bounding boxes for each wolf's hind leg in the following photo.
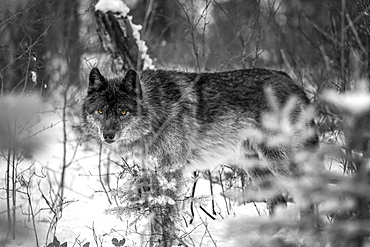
[242,140,291,215]
[248,167,288,216]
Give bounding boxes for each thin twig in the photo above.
[98,143,112,204]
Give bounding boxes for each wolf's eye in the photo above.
[121,110,127,115]
[98,109,104,114]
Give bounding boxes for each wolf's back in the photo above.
[139,68,310,127]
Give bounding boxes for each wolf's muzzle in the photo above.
[103,130,116,144]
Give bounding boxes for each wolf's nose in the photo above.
[103,132,115,140]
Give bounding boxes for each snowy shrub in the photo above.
[104,157,182,245]
[224,81,370,247]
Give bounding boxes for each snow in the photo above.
[95,0,130,16]
[0,95,299,247]
[0,103,270,247]
[0,105,271,247]
[323,81,370,115]
[0,100,129,246]
[127,16,155,70]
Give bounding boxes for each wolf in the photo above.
[81,67,316,213]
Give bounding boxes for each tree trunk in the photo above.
[95,10,143,73]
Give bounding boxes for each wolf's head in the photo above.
[82,68,149,146]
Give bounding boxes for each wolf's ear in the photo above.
[123,69,142,100]
[88,68,106,92]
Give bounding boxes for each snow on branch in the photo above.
[95,0,130,16]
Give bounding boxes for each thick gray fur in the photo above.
[82,68,315,176]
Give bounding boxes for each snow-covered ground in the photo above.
[0,106,280,247]
[0,107,128,247]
